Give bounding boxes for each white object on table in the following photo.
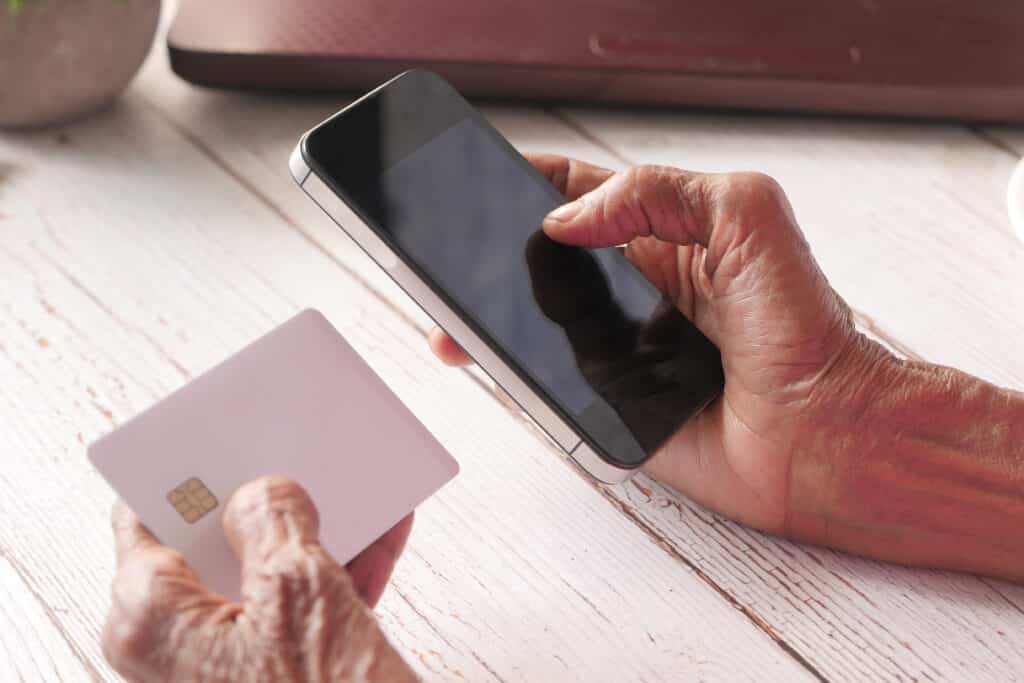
[1010,157,1024,245]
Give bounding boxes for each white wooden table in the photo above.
[3,31,1024,683]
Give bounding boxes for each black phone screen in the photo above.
[304,71,723,468]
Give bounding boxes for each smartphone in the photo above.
[290,70,723,483]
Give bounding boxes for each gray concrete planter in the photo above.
[0,0,160,128]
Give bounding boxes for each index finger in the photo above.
[523,153,615,201]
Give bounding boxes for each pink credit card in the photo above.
[89,309,458,600]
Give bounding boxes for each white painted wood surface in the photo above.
[3,28,1024,683]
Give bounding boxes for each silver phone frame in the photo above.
[289,86,635,484]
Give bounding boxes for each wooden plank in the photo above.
[132,47,1024,680]
[551,107,1024,680]
[0,552,105,682]
[0,90,813,681]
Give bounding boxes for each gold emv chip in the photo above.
[167,477,218,523]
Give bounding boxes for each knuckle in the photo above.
[725,172,788,209]
[629,164,659,184]
[145,547,191,580]
[625,165,674,198]
[267,545,335,582]
[718,172,795,246]
[616,165,670,228]
[623,165,694,241]
[702,173,776,277]
[123,549,189,596]
[241,476,312,508]
[258,546,355,610]
[226,476,317,526]
[235,475,304,502]
[113,549,188,616]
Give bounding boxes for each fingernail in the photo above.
[547,201,582,224]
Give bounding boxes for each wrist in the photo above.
[784,332,897,546]
[788,335,1024,579]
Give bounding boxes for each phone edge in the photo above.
[289,137,635,485]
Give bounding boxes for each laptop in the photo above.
[168,0,1024,122]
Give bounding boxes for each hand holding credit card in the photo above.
[89,309,458,601]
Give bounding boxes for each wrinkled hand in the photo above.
[103,477,418,683]
[430,154,889,537]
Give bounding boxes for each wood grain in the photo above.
[0,552,103,682]
[126,45,1024,681]
[0,83,811,681]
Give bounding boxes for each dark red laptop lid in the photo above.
[168,0,1024,121]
